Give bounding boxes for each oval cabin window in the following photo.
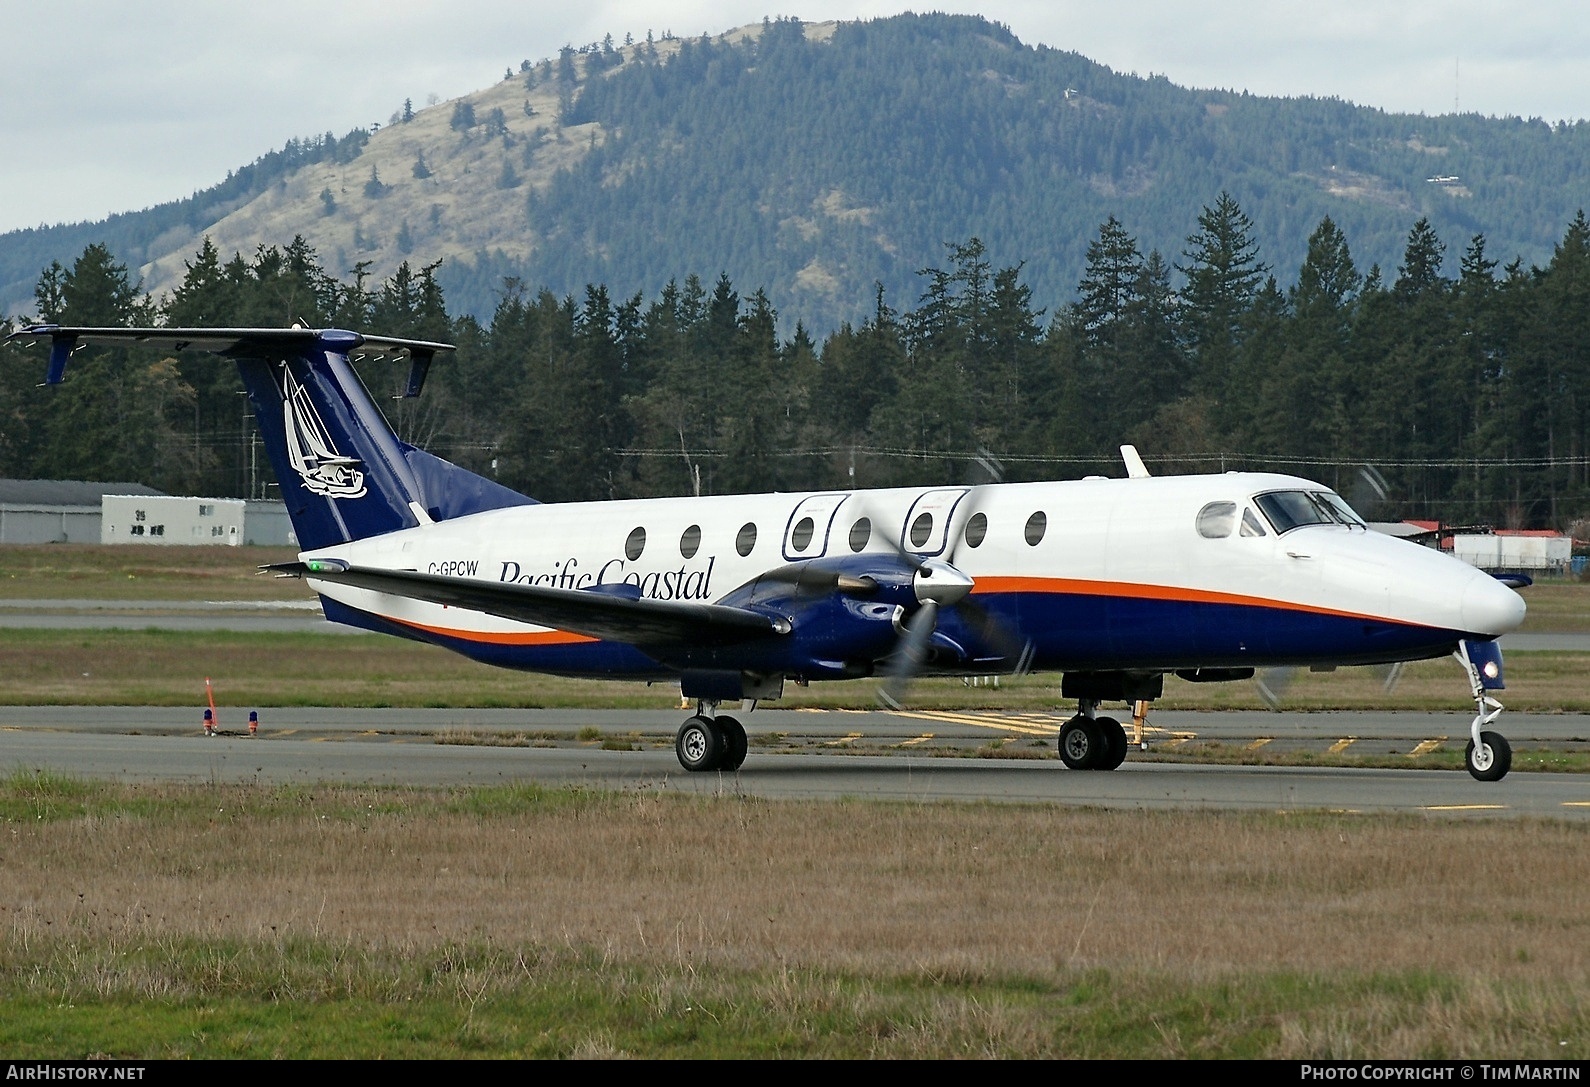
[1024,511,1047,546]
[736,522,758,557]
[963,511,988,548]
[679,524,702,559]
[848,517,871,552]
[791,516,815,552]
[909,512,934,548]
[625,526,647,560]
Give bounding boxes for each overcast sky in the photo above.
[2,1,1586,235]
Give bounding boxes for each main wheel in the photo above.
[1095,716,1128,771]
[1465,730,1512,782]
[717,715,748,772]
[1058,716,1104,770]
[676,715,724,772]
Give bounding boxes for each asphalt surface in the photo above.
[2,705,1586,818]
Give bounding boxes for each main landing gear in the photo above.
[675,703,748,773]
[1057,699,1129,771]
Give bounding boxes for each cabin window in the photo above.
[679,524,701,559]
[736,522,758,557]
[963,511,988,548]
[791,516,815,552]
[848,517,871,552]
[1240,508,1267,537]
[1024,511,1047,546]
[624,527,646,560]
[1196,501,1237,539]
[909,511,934,547]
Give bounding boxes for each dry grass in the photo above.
[0,545,304,601]
[5,784,1587,979]
[2,780,1587,1056]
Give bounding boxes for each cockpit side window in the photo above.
[1196,501,1237,539]
[1240,508,1267,537]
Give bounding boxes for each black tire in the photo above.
[718,715,748,772]
[1465,730,1512,782]
[1058,716,1104,770]
[1095,716,1128,771]
[676,715,724,772]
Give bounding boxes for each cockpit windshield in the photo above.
[1253,490,1364,534]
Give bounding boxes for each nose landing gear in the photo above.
[1456,640,1511,782]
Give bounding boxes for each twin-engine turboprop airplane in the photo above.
[9,324,1528,780]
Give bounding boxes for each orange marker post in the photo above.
[205,678,218,735]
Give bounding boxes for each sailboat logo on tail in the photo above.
[279,365,367,498]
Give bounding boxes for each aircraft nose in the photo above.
[1461,574,1527,636]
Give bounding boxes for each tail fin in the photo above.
[10,325,535,550]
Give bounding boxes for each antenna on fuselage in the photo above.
[1120,444,1150,479]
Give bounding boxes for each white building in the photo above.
[1452,532,1573,575]
[101,494,245,546]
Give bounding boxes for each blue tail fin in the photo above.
[11,325,535,550]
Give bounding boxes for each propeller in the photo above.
[869,459,1034,707]
[1254,659,1407,710]
[878,600,939,710]
[1349,464,1391,522]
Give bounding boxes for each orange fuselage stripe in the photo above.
[387,615,598,646]
[368,574,1410,647]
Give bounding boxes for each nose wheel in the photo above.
[1464,730,1512,782]
[1456,641,1511,782]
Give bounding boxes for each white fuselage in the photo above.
[302,471,1525,679]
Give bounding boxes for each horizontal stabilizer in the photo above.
[7,325,452,392]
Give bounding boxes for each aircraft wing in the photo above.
[271,561,790,647]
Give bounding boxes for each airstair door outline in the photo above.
[781,493,852,561]
[899,488,970,558]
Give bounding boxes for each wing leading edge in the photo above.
[271,561,791,647]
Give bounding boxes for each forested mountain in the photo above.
[4,14,1590,535]
[2,13,1587,333]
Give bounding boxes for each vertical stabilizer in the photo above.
[8,325,536,552]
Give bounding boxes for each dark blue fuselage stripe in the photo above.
[320,592,1474,679]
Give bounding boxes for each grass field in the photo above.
[1,772,1586,1059]
[1,544,1587,713]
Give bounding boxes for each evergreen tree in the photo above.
[1177,192,1267,399]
